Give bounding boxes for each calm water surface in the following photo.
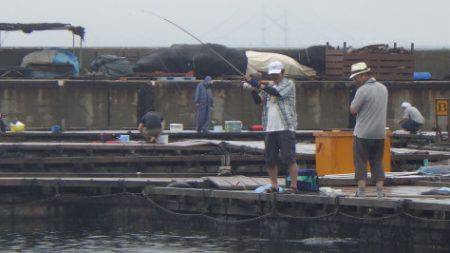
[0,221,359,253]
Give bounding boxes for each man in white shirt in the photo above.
[245,61,298,193]
[399,102,425,134]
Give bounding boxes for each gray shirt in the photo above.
[351,78,388,139]
[403,106,425,124]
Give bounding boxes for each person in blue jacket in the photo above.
[194,76,214,133]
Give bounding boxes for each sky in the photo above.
[0,0,449,49]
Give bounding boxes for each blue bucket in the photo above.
[51,125,61,133]
[118,135,130,143]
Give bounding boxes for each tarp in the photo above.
[134,44,247,78]
[0,23,85,40]
[245,50,316,77]
[90,55,134,78]
[21,49,80,78]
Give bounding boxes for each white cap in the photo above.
[349,62,371,79]
[268,61,284,74]
[401,102,411,108]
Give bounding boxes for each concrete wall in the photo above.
[1,47,450,80]
[0,80,142,129]
[0,79,448,130]
[155,81,450,131]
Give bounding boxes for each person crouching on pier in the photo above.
[399,102,424,134]
[244,61,299,194]
[138,111,165,143]
[349,62,388,198]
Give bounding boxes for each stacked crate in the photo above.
[325,45,414,80]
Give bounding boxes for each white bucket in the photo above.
[213,125,223,132]
[170,123,183,133]
[157,134,169,144]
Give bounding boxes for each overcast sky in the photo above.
[1,0,449,49]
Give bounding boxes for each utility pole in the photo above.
[260,6,289,47]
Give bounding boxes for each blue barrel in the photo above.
[413,72,431,80]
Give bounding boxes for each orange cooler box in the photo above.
[313,130,391,176]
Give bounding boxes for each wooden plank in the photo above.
[413,180,450,187]
[146,187,211,198]
[325,70,344,75]
[0,142,215,152]
[0,155,227,165]
[339,197,404,209]
[343,62,414,68]
[407,199,450,212]
[0,172,216,178]
[325,62,344,67]
[211,190,269,201]
[0,177,202,188]
[344,53,413,61]
[276,193,336,205]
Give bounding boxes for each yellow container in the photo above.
[10,121,25,133]
[314,130,391,176]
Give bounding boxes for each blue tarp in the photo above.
[53,50,79,74]
[417,165,450,175]
[21,49,80,78]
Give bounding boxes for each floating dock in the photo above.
[0,173,449,251]
[0,130,448,251]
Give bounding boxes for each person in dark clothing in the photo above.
[194,76,214,133]
[138,111,165,143]
[0,113,6,133]
[348,85,357,128]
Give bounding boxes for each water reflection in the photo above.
[0,220,359,253]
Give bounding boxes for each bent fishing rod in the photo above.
[142,10,257,77]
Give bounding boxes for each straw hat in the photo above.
[349,62,371,79]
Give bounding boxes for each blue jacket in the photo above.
[194,82,213,107]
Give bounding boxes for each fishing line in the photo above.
[142,9,247,77]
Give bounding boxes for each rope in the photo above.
[402,212,450,223]
[276,208,339,220]
[137,192,271,224]
[338,211,402,221]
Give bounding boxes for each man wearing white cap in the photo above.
[349,62,388,198]
[246,61,298,193]
[399,102,424,134]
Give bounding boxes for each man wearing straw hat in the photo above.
[349,62,388,198]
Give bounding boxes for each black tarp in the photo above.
[133,44,247,78]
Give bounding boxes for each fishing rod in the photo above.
[141,10,255,77]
